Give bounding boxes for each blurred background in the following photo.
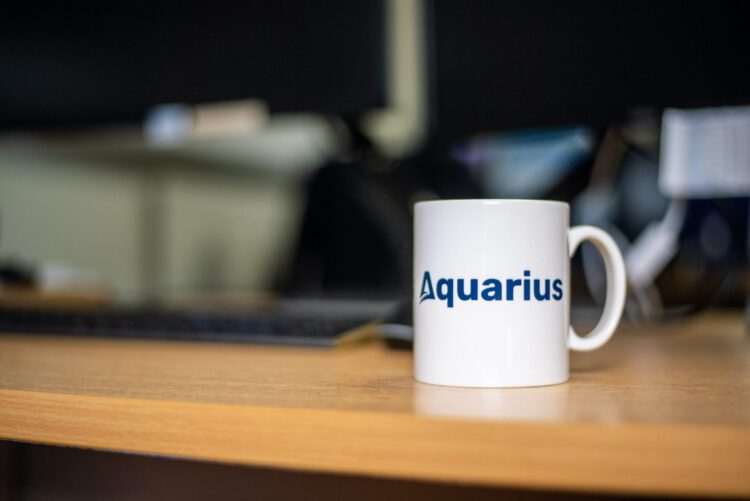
[1,0,749,324]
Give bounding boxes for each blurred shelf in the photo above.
[0,113,336,176]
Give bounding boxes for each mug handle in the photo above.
[568,225,627,351]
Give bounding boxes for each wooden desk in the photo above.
[1,312,749,498]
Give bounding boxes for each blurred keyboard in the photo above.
[0,299,395,348]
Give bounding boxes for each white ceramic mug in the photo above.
[413,199,626,388]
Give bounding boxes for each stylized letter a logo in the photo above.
[419,271,436,303]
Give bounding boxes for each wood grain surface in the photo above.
[1,311,749,497]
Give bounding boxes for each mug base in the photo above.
[413,375,570,389]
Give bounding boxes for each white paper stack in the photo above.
[660,106,750,198]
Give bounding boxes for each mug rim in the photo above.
[415,198,568,208]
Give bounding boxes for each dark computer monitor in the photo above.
[0,0,386,130]
[429,0,750,139]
